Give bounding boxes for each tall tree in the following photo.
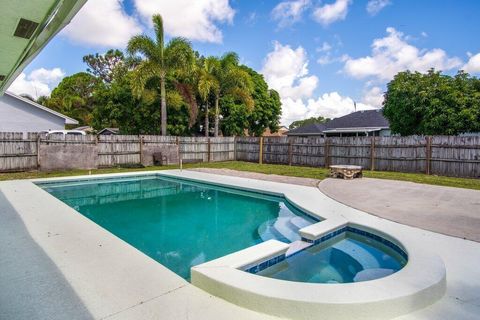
[197,57,219,136]
[46,72,102,125]
[289,116,330,130]
[127,14,195,135]
[83,49,126,83]
[211,52,254,137]
[383,69,480,135]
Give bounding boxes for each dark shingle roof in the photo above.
[287,122,327,135]
[325,110,389,129]
[287,110,389,135]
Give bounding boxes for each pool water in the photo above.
[257,232,407,283]
[39,175,317,280]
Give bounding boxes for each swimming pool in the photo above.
[38,175,317,280]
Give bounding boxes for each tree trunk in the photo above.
[204,102,209,137]
[214,96,220,137]
[160,75,167,136]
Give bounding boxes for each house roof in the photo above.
[4,91,78,124]
[0,0,87,94]
[98,128,120,134]
[287,110,389,136]
[287,122,328,135]
[325,109,389,129]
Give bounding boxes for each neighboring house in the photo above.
[98,128,119,135]
[287,110,391,137]
[0,91,78,132]
[262,126,289,137]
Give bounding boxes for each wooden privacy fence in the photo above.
[0,134,235,172]
[236,135,480,178]
[1,133,479,177]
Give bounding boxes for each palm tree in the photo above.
[127,14,195,135]
[197,57,220,137]
[211,52,254,137]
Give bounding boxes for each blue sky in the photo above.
[9,0,480,125]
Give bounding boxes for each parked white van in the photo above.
[44,130,86,137]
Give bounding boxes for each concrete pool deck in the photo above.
[191,168,480,242]
[1,170,479,319]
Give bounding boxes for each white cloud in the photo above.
[62,0,142,48]
[362,86,384,107]
[366,0,391,16]
[343,27,462,81]
[261,41,318,101]
[313,0,352,26]
[317,53,349,65]
[8,68,65,99]
[316,42,332,53]
[271,0,311,28]
[261,41,375,124]
[282,93,375,125]
[462,53,480,74]
[134,0,235,43]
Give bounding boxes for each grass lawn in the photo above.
[0,161,479,190]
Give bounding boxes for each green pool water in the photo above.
[39,175,317,280]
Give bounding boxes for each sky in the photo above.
[8,0,480,126]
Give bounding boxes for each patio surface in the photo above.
[1,170,479,319]
[318,177,480,242]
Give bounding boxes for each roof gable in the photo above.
[4,91,78,124]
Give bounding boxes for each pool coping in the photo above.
[3,170,447,320]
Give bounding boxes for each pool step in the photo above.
[258,215,314,243]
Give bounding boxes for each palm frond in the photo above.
[130,61,161,97]
[165,37,195,77]
[230,87,254,110]
[127,35,159,62]
[152,14,164,59]
[221,52,240,67]
[174,82,198,127]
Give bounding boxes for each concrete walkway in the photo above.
[318,178,480,242]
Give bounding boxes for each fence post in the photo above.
[139,135,144,165]
[370,136,375,171]
[259,137,264,164]
[324,137,330,168]
[426,136,432,175]
[288,138,293,166]
[207,138,211,162]
[36,133,41,169]
[234,136,237,161]
[176,136,181,165]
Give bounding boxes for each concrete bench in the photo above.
[329,165,362,180]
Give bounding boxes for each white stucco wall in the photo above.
[0,94,66,132]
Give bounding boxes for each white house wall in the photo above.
[0,94,65,132]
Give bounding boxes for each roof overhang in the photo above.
[322,127,389,133]
[287,132,324,136]
[0,0,87,95]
